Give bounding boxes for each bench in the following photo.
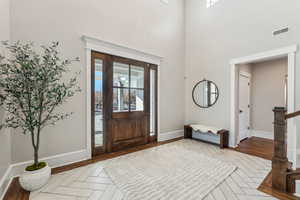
[184,124,229,149]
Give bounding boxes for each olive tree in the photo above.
[0,41,80,170]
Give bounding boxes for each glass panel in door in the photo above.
[113,62,129,87]
[130,66,144,89]
[130,66,145,112]
[94,59,103,147]
[113,88,130,112]
[130,89,144,111]
[113,62,130,112]
[150,68,156,136]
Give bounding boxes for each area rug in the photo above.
[104,141,237,200]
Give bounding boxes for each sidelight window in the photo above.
[93,58,104,148]
[113,62,144,112]
[150,68,157,136]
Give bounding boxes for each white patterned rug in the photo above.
[104,142,237,200]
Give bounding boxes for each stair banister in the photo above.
[272,107,300,193]
[285,110,300,120]
[272,107,290,192]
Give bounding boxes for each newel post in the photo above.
[272,107,289,192]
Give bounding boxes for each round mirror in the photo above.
[192,80,219,108]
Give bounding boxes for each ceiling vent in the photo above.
[273,27,289,36]
[160,0,169,5]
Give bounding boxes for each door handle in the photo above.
[240,110,243,113]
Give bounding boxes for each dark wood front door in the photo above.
[107,56,150,152]
[91,51,157,156]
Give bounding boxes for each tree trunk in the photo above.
[34,148,39,166]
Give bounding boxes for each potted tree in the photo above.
[0,41,80,191]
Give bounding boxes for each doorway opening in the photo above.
[238,57,288,143]
[230,45,297,165]
[235,58,288,159]
[91,51,158,156]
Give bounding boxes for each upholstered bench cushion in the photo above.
[190,124,222,135]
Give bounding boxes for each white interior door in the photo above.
[239,74,250,142]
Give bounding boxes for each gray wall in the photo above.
[251,58,288,132]
[185,0,300,148]
[10,0,185,163]
[7,0,300,165]
[238,59,288,133]
[0,0,11,193]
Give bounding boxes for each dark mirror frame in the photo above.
[192,79,219,109]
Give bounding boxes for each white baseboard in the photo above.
[250,129,273,140]
[10,149,89,177]
[0,166,12,200]
[158,129,184,142]
[6,131,183,179]
[0,149,89,199]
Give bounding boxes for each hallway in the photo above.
[235,137,274,160]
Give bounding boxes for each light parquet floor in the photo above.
[30,139,277,200]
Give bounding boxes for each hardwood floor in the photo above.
[235,136,274,160]
[258,172,300,200]
[3,138,183,200]
[3,178,30,200]
[235,137,300,200]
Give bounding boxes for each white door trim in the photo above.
[82,35,163,158]
[230,45,298,167]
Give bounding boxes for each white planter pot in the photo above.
[19,163,51,192]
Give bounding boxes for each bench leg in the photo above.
[220,131,229,149]
[184,125,193,139]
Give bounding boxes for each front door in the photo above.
[108,57,150,152]
[91,51,157,155]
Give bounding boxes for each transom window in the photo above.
[113,62,144,112]
[207,0,219,8]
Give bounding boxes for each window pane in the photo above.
[94,59,103,147]
[131,66,144,88]
[150,69,156,135]
[113,62,129,87]
[130,89,144,111]
[113,88,129,112]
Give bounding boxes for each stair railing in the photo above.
[272,107,300,193]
